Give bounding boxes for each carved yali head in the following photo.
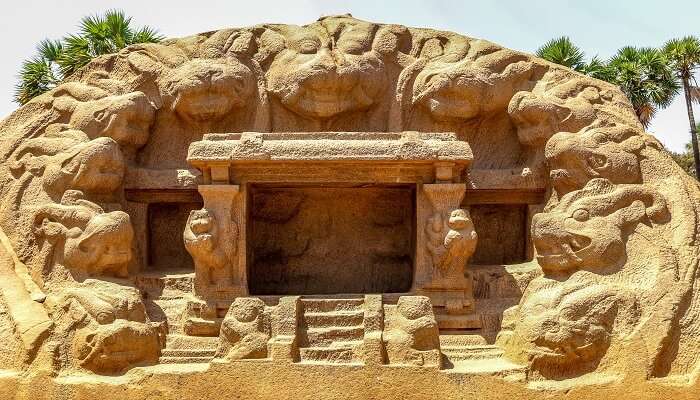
[34,199,134,278]
[72,319,162,373]
[532,178,668,273]
[52,84,156,149]
[10,134,125,196]
[507,88,598,147]
[262,17,393,119]
[161,58,255,123]
[412,44,534,121]
[511,283,631,372]
[545,125,660,196]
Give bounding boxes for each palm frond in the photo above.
[130,26,165,44]
[14,57,59,104]
[536,36,586,71]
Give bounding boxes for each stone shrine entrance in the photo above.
[248,184,415,295]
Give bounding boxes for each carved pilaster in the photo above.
[415,183,481,329]
[185,185,246,300]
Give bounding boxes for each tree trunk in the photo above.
[682,78,700,180]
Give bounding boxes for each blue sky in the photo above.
[1,0,698,151]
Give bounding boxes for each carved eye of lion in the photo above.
[93,110,107,122]
[587,153,608,171]
[572,209,590,222]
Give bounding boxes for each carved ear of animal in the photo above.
[615,200,649,228]
[224,30,256,57]
[373,24,411,57]
[53,82,109,104]
[253,27,285,68]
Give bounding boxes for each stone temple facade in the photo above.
[0,14,699,400]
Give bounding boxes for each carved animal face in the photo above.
[532,178,667,273]
[68,91,155,149]
[513,284,619,368]
[264,19,388,119]
[508,91,596,146]
[447,209,472,230]
[545,125,650,196]
[73,320,162,373]
[163,58,254,123]
[60,137,125,194]
[184,209,216,251]
[63,211,134,276]
[229,298,265,323]
[412,50,532,121]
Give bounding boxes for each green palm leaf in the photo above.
[536,36,586,71]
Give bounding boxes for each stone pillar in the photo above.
[187,184,247,299]
[414,183,481,329]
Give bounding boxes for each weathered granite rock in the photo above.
[0,14,698,400]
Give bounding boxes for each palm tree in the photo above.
[606,47,679,128]
[536,36,587,72]
[535,38,680,129]
[14,9,164,105]
[663,36,700,180]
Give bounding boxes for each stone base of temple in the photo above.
[2,363,698,400]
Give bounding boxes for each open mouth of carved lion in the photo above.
[536,232,592,269]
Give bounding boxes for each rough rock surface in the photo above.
[0,14,699,400]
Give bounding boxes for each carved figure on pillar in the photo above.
[184,208,237,295]
[418,183,480,329]
[183,185,243,301]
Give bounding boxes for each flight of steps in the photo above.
[439,333,504,363]
[299,298,365,364]
[159,334,218,364]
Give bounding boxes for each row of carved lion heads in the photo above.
[2,17,640,166]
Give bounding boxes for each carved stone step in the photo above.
[305,326,364,346]
[299,341,363,364]
[441,345,504,362]
[161,348,217,358]
[439,334,487,347]
[301,298,364,313]
[165,334,219,350]
[303,310,365,327]
[159,356,213,364]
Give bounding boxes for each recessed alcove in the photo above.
[148,201,203,271]
[469,204,528,265]
[248,184,416,295]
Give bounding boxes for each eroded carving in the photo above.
[383,296,441,367]
[46,279,164,373]
[184,208,237,295]
[216,297,269,360]
[33,192,134,279]
[532,178,668,273]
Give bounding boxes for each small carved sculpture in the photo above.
[46,280,165,374]
[33,192,134,279]
[216,297,269,360]
[184,208,237,294]
[425,209,477,282]
[532,178,669,273]
[384,296,441,367]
